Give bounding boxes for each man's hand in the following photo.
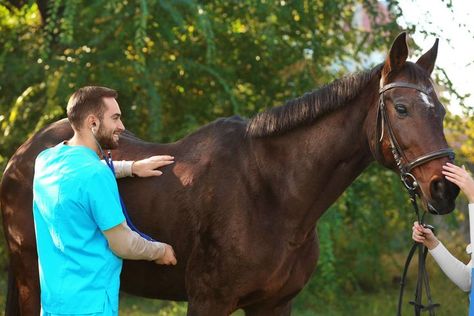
[155,243,177,265]
[132,155,174,177]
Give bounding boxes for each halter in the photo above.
[375,81,455,316]
[374,81,455,192]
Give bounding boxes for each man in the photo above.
[33,86,177,316]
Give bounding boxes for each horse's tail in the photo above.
[5,266,20,316]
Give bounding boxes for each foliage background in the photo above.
[0,0,473,314]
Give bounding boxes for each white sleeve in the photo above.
[100,160,134,178]
[103,221,165,261]
[429,241,472,292]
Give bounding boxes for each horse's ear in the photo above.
[382,32,409,76]
[416,38,439,75]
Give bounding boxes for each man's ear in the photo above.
[85,114,99,131]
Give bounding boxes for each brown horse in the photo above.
[0,32,459,315]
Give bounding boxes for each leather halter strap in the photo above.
[405,149,455,173]
[379,82,430,95]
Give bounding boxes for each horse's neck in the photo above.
[251,89,378,234]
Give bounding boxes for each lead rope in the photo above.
[396,187,439,316]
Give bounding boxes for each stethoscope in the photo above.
[91,126,156,242]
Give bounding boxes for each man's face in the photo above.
[95,97,125,149]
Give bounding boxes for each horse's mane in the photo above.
[246,64,383,137]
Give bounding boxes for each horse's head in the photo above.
[369,32,459,215]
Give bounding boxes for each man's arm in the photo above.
[103,221,177,265]
[108,155,175,178]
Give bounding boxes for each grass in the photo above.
[293,283,468,315]
[118,295,187,316]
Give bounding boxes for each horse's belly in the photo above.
[120,260,187,301]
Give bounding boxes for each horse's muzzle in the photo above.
[427,177,460,214]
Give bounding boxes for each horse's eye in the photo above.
[395,104,408,116]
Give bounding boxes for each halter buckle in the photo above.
[401,172,418,191]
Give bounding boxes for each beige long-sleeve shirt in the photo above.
[111,160,134,178]
[428,203,474,292]
[103,221,165,261]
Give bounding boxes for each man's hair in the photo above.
[66,86,118,129]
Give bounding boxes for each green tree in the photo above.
[1,0,404,167]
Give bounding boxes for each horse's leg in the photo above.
[1,180,41,315]
[3,220,40,316]
[244,234,319,316]
[187,300,235,316]
[244,300,292,316]
[5,267,20,316]
[185,249,237,316]
[9,253,41,316]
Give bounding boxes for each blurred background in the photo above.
[0,0,473,315]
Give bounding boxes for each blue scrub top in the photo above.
[33,143,125,314]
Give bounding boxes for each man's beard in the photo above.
[95,126,120,149]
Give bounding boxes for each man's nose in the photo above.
[117,119,125,132]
